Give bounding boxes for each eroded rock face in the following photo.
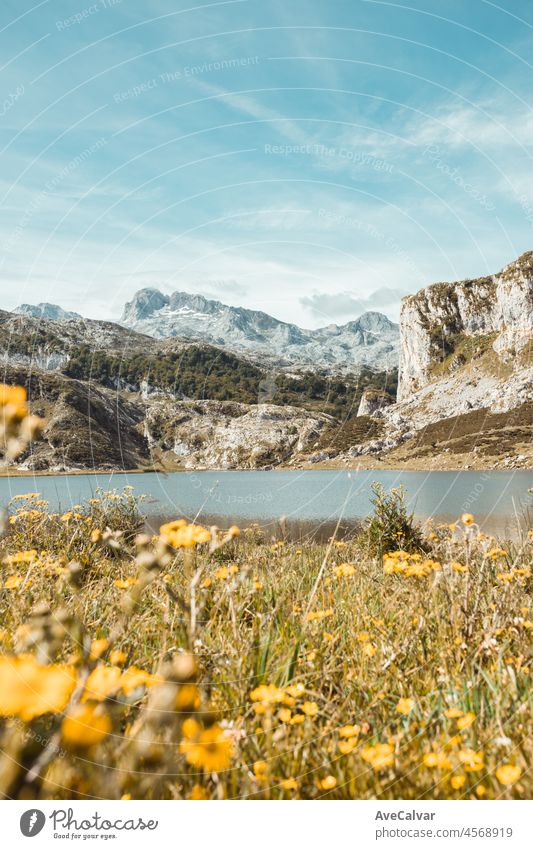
[398,252,533,401]
[144,400,333,469]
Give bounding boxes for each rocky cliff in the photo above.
[327,252,533,470]
[398,252,533,401]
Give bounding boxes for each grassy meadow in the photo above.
[0,385,531,800]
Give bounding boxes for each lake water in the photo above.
[0,470,531,538]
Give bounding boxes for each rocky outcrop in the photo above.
[357,388,394,417]
[144,400,332,469]
[1,359,333,472]
[398,252,533,401]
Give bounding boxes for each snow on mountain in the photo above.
[120,288,399,373]
[14,302,82,321]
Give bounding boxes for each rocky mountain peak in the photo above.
[14,302,82,321]
[121,288,169,321]
[352,311,397,334]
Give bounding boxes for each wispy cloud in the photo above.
[301,286,408,321]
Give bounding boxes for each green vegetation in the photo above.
[429,331,498,377]
[358,482,427,558]
[63,344,397,422]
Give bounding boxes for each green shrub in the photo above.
[359,481,427,558]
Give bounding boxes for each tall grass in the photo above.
[0,489,530,800]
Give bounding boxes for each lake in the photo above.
[0,469,531,538]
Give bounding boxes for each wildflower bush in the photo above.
[0,388,531,800]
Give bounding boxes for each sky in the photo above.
[1,0,533,328]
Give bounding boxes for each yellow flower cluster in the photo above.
[0,655,76,721]
[0,384,44,459]
[361,742,394,770]
[332,563,356,578]
[179,718,233,772]
[249,682,318,724]
[61,703,112,750]
[84,664,163,700]
[383,551,441,577]
[159,519,211,548]
[306,607,333,622]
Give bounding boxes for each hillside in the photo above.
[0,309,396,471]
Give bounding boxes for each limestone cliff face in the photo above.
[398,252,533,401]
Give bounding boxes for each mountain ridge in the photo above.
[14,302,82,321]
[120,288,399,373]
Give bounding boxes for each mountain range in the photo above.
[4,250,532,472]
[119,288,399,372]
[14,291,399,374]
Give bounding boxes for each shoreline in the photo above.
[0,460,531,478]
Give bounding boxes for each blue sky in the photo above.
[1,0,533,327]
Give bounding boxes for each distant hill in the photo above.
[14,302,82,321]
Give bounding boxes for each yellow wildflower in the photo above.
[317,775,337,791]
[189,784,209,800]
[0,655,76,720]
[280,777,298,791]
[61,703,112,750]
[120,666,163,694]
[332,563,356,578]
[4,550,37,564]
[4,576,24,589]
[253,760,269,782]
[339,724,360,739]
[457,712,475,730]
[114,577,138,589]
[285,683,305,698]
[0,384,28,418]
[361,743,394,770]
[458,748,484,772]
[180,723,233,772]
[160,520,211,549]
[396,697,415,716]
[89,638,109,661]
[250,684,285,705]
[423,752,452,769]
[339,738,357,755]
[84,666,122,701]
[495,764,521,786]
[444,707,463,719]
[175,684,201,712]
